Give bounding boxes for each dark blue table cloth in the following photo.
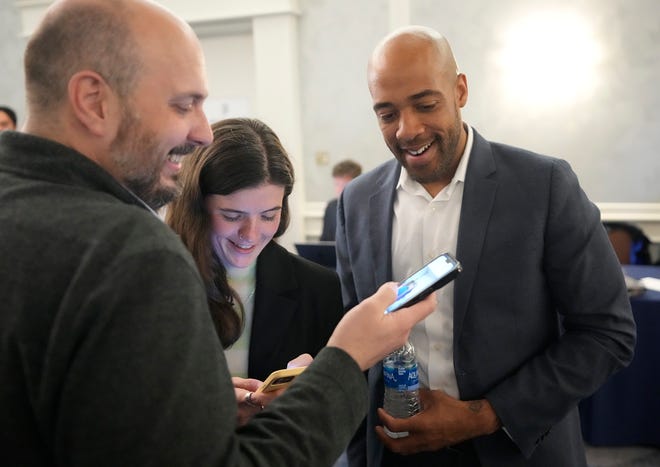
[580,265,660,447]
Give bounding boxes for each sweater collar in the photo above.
[0,131,157,216]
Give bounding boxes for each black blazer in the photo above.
[247,241,344,381]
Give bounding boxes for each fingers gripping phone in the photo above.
[385,252,462,314]
[256,366,307,393]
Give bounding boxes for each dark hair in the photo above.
[0,106,17,127]
[166,118,295,347]
[24,0,140,113]
[332,159,362,179]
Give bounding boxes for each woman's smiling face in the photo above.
[205,183,285,269]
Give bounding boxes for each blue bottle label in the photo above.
[383,363,419,391]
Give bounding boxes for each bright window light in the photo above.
[494,11,603,109]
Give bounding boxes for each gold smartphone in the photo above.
[256,366,307,393]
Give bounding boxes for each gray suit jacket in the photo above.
[336,129,636,467]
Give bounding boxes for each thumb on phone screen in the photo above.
[287,353,313,368]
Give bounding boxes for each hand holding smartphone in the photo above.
[385,252,462,314]
[256,366,307,393]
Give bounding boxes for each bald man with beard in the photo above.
[337,26,635,467]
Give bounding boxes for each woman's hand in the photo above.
[232,377,280,426]
[232,353,314,426]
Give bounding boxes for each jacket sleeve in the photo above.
[54,246,368,466]
[484,159,636,457]
[336,190,370,466]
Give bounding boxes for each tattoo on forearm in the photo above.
[468,400,483,413]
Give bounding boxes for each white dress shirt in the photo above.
[391,125,474,397]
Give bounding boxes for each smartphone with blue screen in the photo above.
[385,252,462,314]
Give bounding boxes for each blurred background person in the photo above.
[320,159,362,241]
[0,106,17,131]
[167,117,344,425]
[603,221,653,265]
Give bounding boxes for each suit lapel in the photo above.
[454,130,498,338]
[368,161,400,287]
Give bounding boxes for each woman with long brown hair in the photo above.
[167,118,343,424]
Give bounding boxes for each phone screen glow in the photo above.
[385,255,456,314]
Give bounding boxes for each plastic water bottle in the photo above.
[382,341,421,438]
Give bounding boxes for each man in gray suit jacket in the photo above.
[337,26,636,467]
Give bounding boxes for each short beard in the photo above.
[128,175,181,210]
[400,112,463,185]
[129,144,196,209]
[110,104,192,210]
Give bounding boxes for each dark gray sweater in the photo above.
[0,131,367,466]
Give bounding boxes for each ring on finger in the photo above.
[244,391,264,410]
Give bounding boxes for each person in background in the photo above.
[0,106,17,131]
[0,1,437,465]
[603,221,652,265]
[320,158,362,241]
[337,25,636,466]
[166,117,344,425]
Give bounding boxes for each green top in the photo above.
[225,261,257,377]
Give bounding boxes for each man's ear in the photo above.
[68,70,115,137]
[456,73,468,108]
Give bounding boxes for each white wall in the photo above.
[199,31,255,122]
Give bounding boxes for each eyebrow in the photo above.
[218,207,282,215]
[372,89,443,112]
[410,89,443,101]
[169,93,207,104]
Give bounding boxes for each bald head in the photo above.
[368,26,459,92]
[22,0,212,209]
[24,0,194,116]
